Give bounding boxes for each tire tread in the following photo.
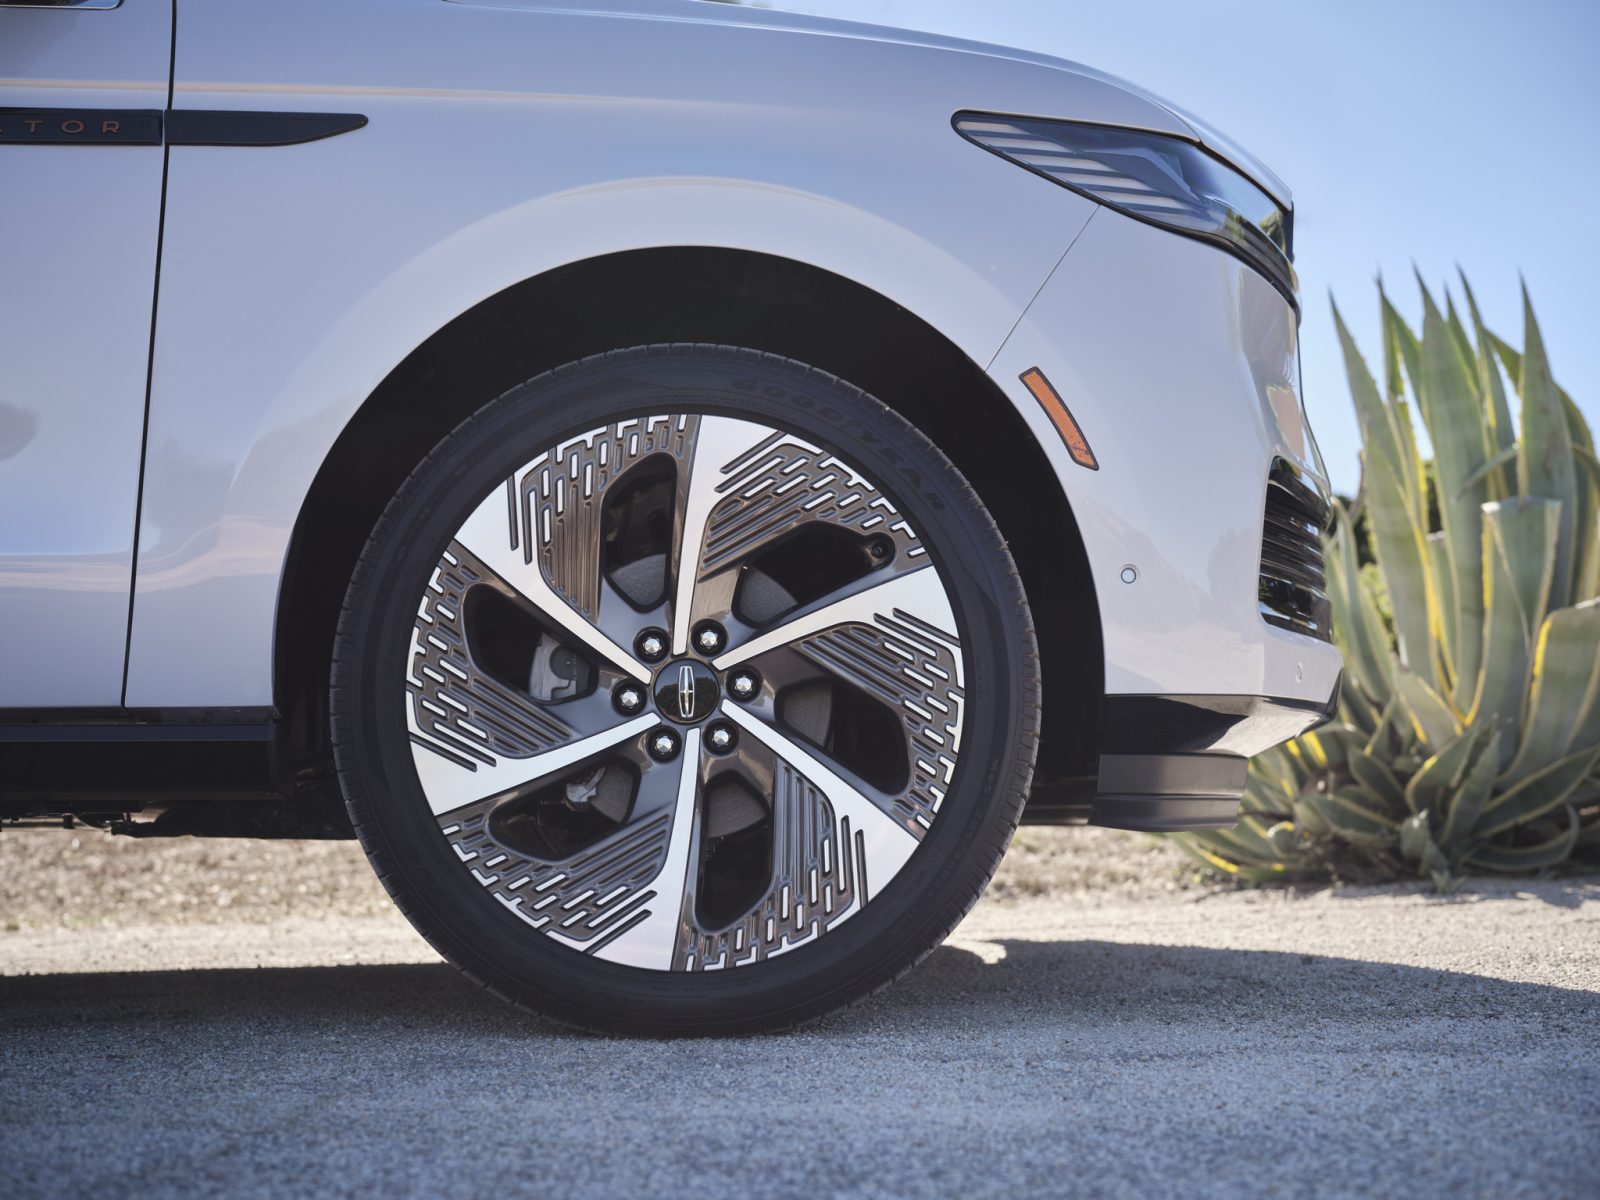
[330,344,1040,1035]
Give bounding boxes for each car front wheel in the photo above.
[331,344,1038,1034]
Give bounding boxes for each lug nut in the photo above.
[613,683,645,714]
[693,621,726,655]
[647,728,681,762]
[706,722,737,754]
[635,629,669,663]
[728,669,760,700]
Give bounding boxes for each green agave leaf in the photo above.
[1303,724,1368,774]
[1569,443,1600,604]
[1488,329,1596,456]
[1185,827,1270,866]
[1405,723,1489,816]
[1282,738,1328,783]
[1393,667,1463,751]
[1340,674,1383,738]
[1264,820,1305,858]
[1234,809,1286,844]
[1325,505,1394,704]
[1465,805,1580,872]
[1399,810,1453,880]
[1486,330,1521,400]
[1562,393,1596,453]
[1241,780,1292,825]
[1504,600,1600,781]
[1416,278,1491,709]
[1294,727,1337,771]
[1569,780,1600,806]
[1398,809,1432,860]
[1382,284,1424,416]
[1426,530,1457,681]
[1174,836,1302,883]
[1347,750,1407,817]
[1287,783,1333,838]
[1338,299,1438,679]
[1438,728,1501,855]
[1445,295,1479,386]
[1454,444,1516,501]
[1576,813,1600,850]
[1366,696,1412,761]
[1459,271,1518,499]
[1515,286,1579,607]
[1248,749,1301,807]
[1220,813,1283,860]
[1492,325,1595,453]
[1489,310,1593,599]
[1475,745,1600,839]
[1467,499,1559,765]
[1304,786,1401,846]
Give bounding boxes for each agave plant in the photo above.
[1183,277,1600,887]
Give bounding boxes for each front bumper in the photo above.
[988,204,1342,706]
[989,204,1343,831]
[1090,685,1338,831]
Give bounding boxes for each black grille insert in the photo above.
[1259,458,1331,641]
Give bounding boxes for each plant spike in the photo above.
[1458,270,1518,500]
[1335,300,1439,680]
[1180,279,1599,888]
[1414,276,1492,712]
[1467,500,1558,769]
[1515,283,1579,608]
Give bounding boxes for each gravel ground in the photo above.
[0,824,1190,932]
[2,826,1597,1200]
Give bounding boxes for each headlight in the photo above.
[954,112,1296,306]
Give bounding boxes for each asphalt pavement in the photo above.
[3,873,1596,1200]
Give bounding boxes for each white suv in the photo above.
[2,0,1339,1032]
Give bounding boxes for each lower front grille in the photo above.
[1259,458,1331,641]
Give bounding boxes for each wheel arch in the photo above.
[275,247,1102,814]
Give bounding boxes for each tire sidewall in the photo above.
[333,348,1033,1033]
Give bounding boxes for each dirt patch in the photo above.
[0,823,1195,932]
[0,829,392,932]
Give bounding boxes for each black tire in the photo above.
[330,344,1038,1035]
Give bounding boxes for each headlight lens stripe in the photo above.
[955,112,1297,306]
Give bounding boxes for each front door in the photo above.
[0,0,172,708]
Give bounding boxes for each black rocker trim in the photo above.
[0,713,282,812]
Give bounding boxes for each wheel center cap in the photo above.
[653,658,721,724]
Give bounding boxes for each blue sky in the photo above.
[760,0,1599,494]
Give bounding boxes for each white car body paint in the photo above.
[1,0,1336,718]
[0,0,171,706]
[988,207,1342,700]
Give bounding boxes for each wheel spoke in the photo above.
[411,710,656,817]
[669,416,782,656]
[455,478,650,682]
[435,733,695,961]
[413,403,972,978]
[712,565,958,669]
[718,702,919,897]
[674,730,876,969]
[570,728,703,969]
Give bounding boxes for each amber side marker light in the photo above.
[1019,367,1098,470]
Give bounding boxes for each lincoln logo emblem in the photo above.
[677,664,696,721]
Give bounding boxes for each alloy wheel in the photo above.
[405,414,967,971]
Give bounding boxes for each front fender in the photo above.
[127,73,1094,705]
